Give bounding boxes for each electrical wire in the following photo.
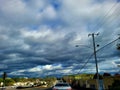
[93,1,119,31]
[76,1,120,74]
[96,37,120,52]
[77,53,94,74]
[77,37,120,74]
[100,4,120,29]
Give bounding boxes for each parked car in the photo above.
[52,82,72,90]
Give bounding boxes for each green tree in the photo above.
[103,73,111,77]
[109,80,120,90]
[5,78,15,86]
[93,73,103,79]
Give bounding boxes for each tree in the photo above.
[114,73,120,76]
[5,78,15,86]
[0,78,3,87]
[3,72,7,80]
[93,73,103,79]
[117,44,120,50]
[103,73,111,77]
[2,72,7,87]
[109,80,120,90]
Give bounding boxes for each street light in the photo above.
[75,44,93,50]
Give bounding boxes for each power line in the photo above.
[77,1,120,75]
[77,36,120,74]
[96,36,120,52]
[87,1,119,48]
[77,53,94,73]
[100,3,120,29]
[93,1,119,31]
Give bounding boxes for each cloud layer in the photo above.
[0,0,120,77]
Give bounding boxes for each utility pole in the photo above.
[88,33,100,90]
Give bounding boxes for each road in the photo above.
[4,87,77,90]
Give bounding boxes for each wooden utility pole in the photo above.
[88,33,100,90]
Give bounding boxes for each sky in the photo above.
[0,0,120,77]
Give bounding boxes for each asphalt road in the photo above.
[4,87,77,90]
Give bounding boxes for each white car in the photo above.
[52,83,72,90]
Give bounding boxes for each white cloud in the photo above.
[43,65,52,70]
[29,67,42,72]
[0,0,26,14]
[28,64,62,72]
[21,26,67,45]
[42,5,57,20]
